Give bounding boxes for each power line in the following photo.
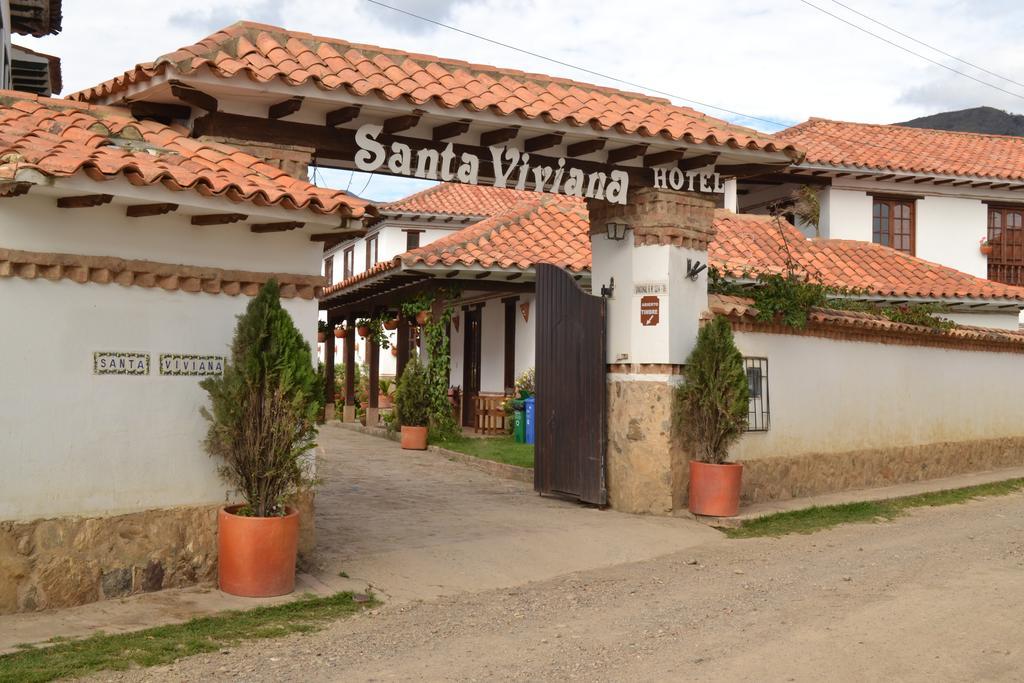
[361,0,1024,180]
[358,172,374,197]
[826,0,1024,92]
[798,0,1024,103]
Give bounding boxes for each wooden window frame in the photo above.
[365,233,379,270]
[323,255,333,284]
[342,245,354,280]
[403,229,424,251]
[871,196,916,255]
[987,204,1024,285]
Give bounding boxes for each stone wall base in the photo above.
[0,492,318,615]
[738,436,1024,504]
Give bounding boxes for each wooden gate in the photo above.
[534,263,607,504]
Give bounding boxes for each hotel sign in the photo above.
[354,123,723,205]
[94,352,150,375]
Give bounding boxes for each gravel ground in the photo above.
[83,488,1024,682]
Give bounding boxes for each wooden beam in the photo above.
[432,120,471,141]
[310,231,362,242]
[128,101,191,122]
[990,182,1011,189]
[126,203,177,218]
[951,180,972,186]
[566,139,606,157]
[892,176,914,183]
[480,126,519,147]
[932,179,954,185]
[382,112,422,135]
[742,172,831,187]
[606,144,648,164]
[913,177,936,184]
[677,154,719,171]
[57,194,112,209]
[326,105,361,127]
[268,96,304,120]
[716,163,788,179]
[190,213,247,226]
[524,133,563,153]
[474,272,491,279]
[643,149,687,167]
[876,174,895,181]
[169,80,217,113]
[251,221,305,233]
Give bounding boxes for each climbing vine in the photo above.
[424,300,459,441]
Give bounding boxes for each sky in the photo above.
[28,0,1024,201]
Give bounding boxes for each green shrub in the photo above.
[673,316,749,464]
[200,280,321,517]
[395,356,429,427]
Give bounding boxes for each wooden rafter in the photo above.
[128,101,191,123]
[190,213,247,226]
[432,120,471,141]
[606,144,648,164]
[677,154,719,171]
[716,163,787,179]
[268,96,304,120]
[251,221,305,233]
[480,126,519,147]
[643,149,687,167]
[524,133,563,153]
[57,194,113,209]
[382,112,423,135]
[326,105,361,127]
[169,80,218,113]
[565,139,606,157]
[126,203,178,218]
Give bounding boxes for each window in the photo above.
[872,197,915,254]
[987,206,1024,285]
[323,255,334,284]
[343,246,354,280]
[365,233,379,270]
[744,358,770,432]
[405,230,423,251]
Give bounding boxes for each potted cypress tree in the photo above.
[200,280,321,597]
[673,316,749,517]
[395,356,429,450]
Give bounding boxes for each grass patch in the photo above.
[725,478,1024,539]
[432,435,534,469]
[0,591,375,683]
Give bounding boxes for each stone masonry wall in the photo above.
[0,494,318,615]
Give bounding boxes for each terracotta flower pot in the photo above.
[383,319,399,331]
[415,310,431,326]
[378,393,393,408]
[218,505,299,597]
[334,326,347,339]
[688,461,743,517]
[981,244,994,256]
[400,425,428,450]
[317,332,326,343]
[357,325,370,338]
[390,347,398,357]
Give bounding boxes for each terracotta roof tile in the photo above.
[380,183,539,218]
[0,90,370,217]
[778,117,1024,181]
[70,22,798,157]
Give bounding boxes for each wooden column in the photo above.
[367,311,381,427]
[396,313,410,379]
[343,314,356,422]
[324,318,336,421]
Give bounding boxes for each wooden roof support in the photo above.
[382,111,423,135]
[677,153,719,171]
[128,101,191,123]
[326,105,361,127]
[169,80,218,112]
[432,120,471,141]
[565,139,606,157]
[643,149,687,167]
[480,126,519,147]
[717,163,788,179]
[57,194,112,209]
[990,182,1011,189]
[126,203,177,218]
[892,176,914,183]
[606,144,648,164]
[474,272,491,279]
[932,179,954,185]
[0,181,32,197]
[251,221,305,233]
[191,213,247,226]
[524,132,563,153]
[913,177,936,184]
[268,96,304,120]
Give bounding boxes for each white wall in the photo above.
[915,195,988,278]
[1,195,321,521]
[731,330,1024,461]
[943,310,1020,331]
[514,293,536,378]
[480,299,506,393]
[820,188,873,241]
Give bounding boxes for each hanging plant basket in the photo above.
[391,346,398,357]
[357,325,370,338]
[981,243,994,256]
[334,326,347,339]
[415,310,431,326]
[383,318,399,331]
[317,332,326,343]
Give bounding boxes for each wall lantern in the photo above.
[606,221,629,241]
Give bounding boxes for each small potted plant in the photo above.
[980,237,994,256]
[317,319,328,343]
[334,324,347,339]
[201,280,320,596]
[391,346,398,357]
[673,316,749,517]
[356,319,370,338]
[378,377,395,408]
[383,318,399,331]
[395,356,429,450]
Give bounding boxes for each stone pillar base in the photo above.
[324,402,335,422]
[365,407,379,428]
[342,405,356,422]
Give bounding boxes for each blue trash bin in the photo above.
[524,396,536,445]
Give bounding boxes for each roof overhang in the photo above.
[10,44,61,96]
[777,163,1024,193]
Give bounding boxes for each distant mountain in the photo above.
[895,106,1024,136]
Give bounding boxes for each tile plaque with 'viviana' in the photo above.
[159,354,226,377]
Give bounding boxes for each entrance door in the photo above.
[534,264,607,504]
[461,307,482,427]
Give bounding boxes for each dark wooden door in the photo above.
[534,263,607,504]
[461,308,482,427]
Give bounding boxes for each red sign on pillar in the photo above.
[640,295,660,326]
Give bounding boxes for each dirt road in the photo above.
[87,487,1024,682]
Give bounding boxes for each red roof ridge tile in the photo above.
[791,116,1024,143]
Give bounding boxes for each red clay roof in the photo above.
[711,211,1024,302]
[778,117,1024,181]
[70,22,798,157]
[0,91,371,217]
[381,183,539,218]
